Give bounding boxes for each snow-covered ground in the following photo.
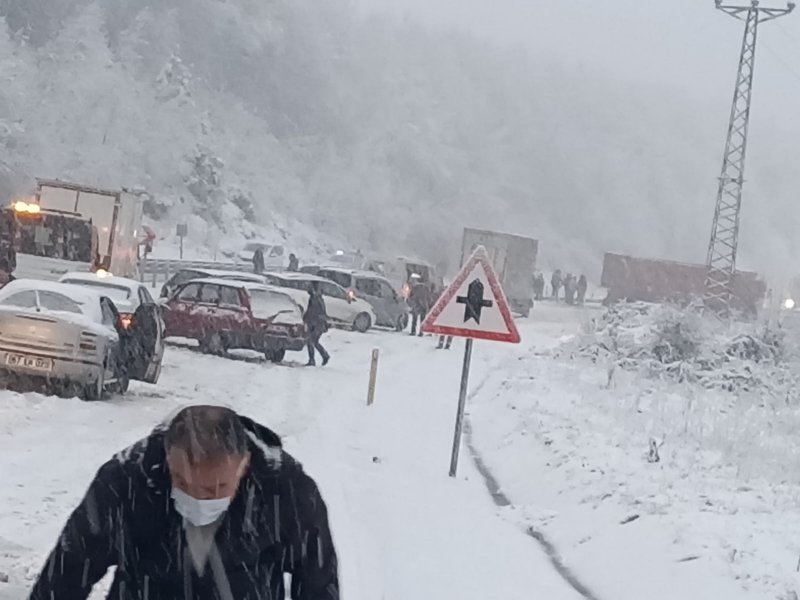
[469,304,800,600]
[0,317,579,599]
[1,301,798,599]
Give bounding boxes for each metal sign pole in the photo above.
[449,338,474,477]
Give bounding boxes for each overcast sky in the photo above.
[356,0,800,127]
[355,0,800,281]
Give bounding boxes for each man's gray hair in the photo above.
[164,405,249,463]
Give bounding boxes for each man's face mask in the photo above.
[167,449,250,527]
[171,488,231,527]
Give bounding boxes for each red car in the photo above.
[162,278,306,363]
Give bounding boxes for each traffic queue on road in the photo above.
[0,256,442,402]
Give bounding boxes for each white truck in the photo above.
[460,227,538,317]
[3,179,144,281]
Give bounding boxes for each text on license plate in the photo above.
[6,354,54,372]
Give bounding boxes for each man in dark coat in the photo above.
[408,275,432,337]
[577,274,588,304]
[253,247,266,274]
[304,282,330,366]
[288,253,300,272]
[29,405,339,600]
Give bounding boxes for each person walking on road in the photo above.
[288,253,300,272]
[577,274,588,304]
[305,281,330,366]
[253,246,266,274]
[564,273,577,305]
[551,269,563,301]
[29,405,339,600]
[408,274,432,337]
[436,335,453,350]
[533,272,545,301]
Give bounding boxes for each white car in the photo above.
[59,271,160,328]
[263,272,377,333]
[235,242,286,269]
[0,279,164,400]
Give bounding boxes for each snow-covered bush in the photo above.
[569,302,800,397]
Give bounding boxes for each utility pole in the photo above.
[704,0,794,316]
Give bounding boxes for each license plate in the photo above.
[6,354,54,372]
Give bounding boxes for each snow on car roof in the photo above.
[188,268,264,280]
[264,271,337,284]
[317,266,392,281]
[59,271,141,291]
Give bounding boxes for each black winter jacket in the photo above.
[29,416,339,600]
[304,294,328,334]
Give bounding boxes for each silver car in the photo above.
[0,279,164,400]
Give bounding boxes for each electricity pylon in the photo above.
[704,0,794,316]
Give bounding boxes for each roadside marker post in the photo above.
[367,348,379,406]
[421,245,521,477]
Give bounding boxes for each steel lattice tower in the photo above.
[704,0,794,315]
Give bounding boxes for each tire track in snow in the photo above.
[463,333,605,600]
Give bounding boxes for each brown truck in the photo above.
[600,252,766,316]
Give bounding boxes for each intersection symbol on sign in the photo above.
[421,246,521,343]
[456,279,493,324]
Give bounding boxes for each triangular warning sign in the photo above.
[422,246,521,343]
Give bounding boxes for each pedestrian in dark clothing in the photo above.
[564,273,577,305]
[533,273,545,301]
[288,253,300,272]
[29,405,339,600]
[0,258,14,287]
[253,247,266,274]
[305,282,330,366]
[408,275,432,336]
[577,274,588,304]
[436,335,453,350]
[551,269,563,301]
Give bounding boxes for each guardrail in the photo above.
[139,258,260,288]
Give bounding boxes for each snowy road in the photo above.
[0,314,586,599]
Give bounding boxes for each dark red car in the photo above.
[162,278,306,363]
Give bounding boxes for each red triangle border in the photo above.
[421,246,521,343]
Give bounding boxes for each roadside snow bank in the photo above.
[566,302,799,398]
[469,307,800,600]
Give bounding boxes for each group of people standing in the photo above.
[548,270,588,305]
[407,273,452,350]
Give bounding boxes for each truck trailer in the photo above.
[460,227,538,317]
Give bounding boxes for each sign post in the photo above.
[176,223,188,260]
[422,245,521,477]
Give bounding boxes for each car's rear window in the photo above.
[62,280,131,303]
[320,270,352,289]
[0,290,82,314]
[249,289,303,323]
[0,291,37,308]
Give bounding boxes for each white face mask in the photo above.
[171,487,231,527]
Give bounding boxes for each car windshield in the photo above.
[249,289,303,324]
[63,280,131,302]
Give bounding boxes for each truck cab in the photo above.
[2,180,144,281]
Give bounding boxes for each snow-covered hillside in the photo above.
[0,0,798,275]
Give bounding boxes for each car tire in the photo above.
[83,368,106,401]
[396,314,409,332]
[353,313,372,333]
[265,349,286,364]
[200,333,226,356]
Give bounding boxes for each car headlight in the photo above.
[784,298,796,310]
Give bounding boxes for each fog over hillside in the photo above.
[0,0,798,280]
